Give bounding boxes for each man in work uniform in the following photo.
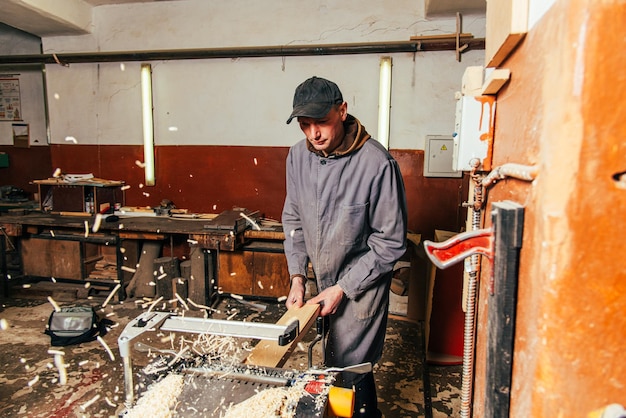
[283,76,407,417]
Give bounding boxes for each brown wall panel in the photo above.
[48,145,466,241]
[0,145,53,197]
[392,149,467,241]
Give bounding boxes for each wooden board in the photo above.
[482,68,511,95]
[245,304,320,368]
[485,0,528,67]
[243,229,285,240]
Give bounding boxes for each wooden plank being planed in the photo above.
[244,303,320,368]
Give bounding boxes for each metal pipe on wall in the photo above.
[460,163,484,418]
[481,163,539,187]
[460,160,538,418]
[0,38,484,66]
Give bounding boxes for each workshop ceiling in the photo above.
[0,0,486,38]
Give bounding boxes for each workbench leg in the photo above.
[204,249,218,307]
[116,237,126,300]
[1,230,7,298]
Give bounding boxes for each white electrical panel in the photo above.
[453,95,496,171]
[424,135,462,178]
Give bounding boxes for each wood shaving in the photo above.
[80,394,100,411]
[223,385,306,418]
[102,283,121,308]
[47,296,61,312]
[123,373,184,418]
[175,293,190,311]
[92,213,103,232]
[27,375,39,387]
[146,296,163,313]
[186,298,218,313]
[53,353,67,385]
[166,346,189,367]
[97,336,116,361]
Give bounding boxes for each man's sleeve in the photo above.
[281,149,309,279]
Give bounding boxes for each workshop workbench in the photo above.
[0,211,288,302]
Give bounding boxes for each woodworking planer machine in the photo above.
[118,310,358,417]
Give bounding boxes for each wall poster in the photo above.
[0,78,22,121]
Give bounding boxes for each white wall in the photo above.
[0,24,48,146]
[43,0,486,149]
[529,0,557,30]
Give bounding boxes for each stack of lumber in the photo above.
[88,255,118,280]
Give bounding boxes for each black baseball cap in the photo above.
[286,76,344,124]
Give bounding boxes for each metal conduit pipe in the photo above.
[460,160,484,418]
[0,38,484,66]
[460,159,538,418]
[481,163,539,187]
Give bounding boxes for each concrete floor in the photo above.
[0,283,461,417]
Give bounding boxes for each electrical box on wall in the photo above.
[424,135,462,178]
[453,95,496,172]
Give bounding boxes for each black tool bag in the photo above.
[45,305,104,346]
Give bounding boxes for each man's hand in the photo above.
[307,284,344,316]
[285,275,306,309]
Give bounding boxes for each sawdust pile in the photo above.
[123,373,184,418]
[223,385,307,418]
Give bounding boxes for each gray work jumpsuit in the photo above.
[282,116,408,369]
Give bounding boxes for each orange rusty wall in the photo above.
[472,1,626,417]
[48,145,467,238]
